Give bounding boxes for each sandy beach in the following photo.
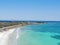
[0,27,20,45]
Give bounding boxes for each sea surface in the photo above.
[18,22,60,45]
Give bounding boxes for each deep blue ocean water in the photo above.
[18,22,60,45]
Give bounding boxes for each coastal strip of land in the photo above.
[0,25,20,45]
[0,21,46,45]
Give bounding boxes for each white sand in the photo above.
[0,28,20,45]
[7,28,20,45]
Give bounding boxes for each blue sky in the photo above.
[0,0,60,21]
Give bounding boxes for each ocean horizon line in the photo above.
[0,20,60,22]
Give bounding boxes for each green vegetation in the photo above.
[0,21,46,28]
[0,21,46,32]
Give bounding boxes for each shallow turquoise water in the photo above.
[18,22,60,45]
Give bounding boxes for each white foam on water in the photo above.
[16,28,19,39]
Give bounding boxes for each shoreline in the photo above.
[7,28,20,45]
[0,25,20,45]
[0,24,21,32]
[0,22,45,45]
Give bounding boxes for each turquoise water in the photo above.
[18,22,60,45]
